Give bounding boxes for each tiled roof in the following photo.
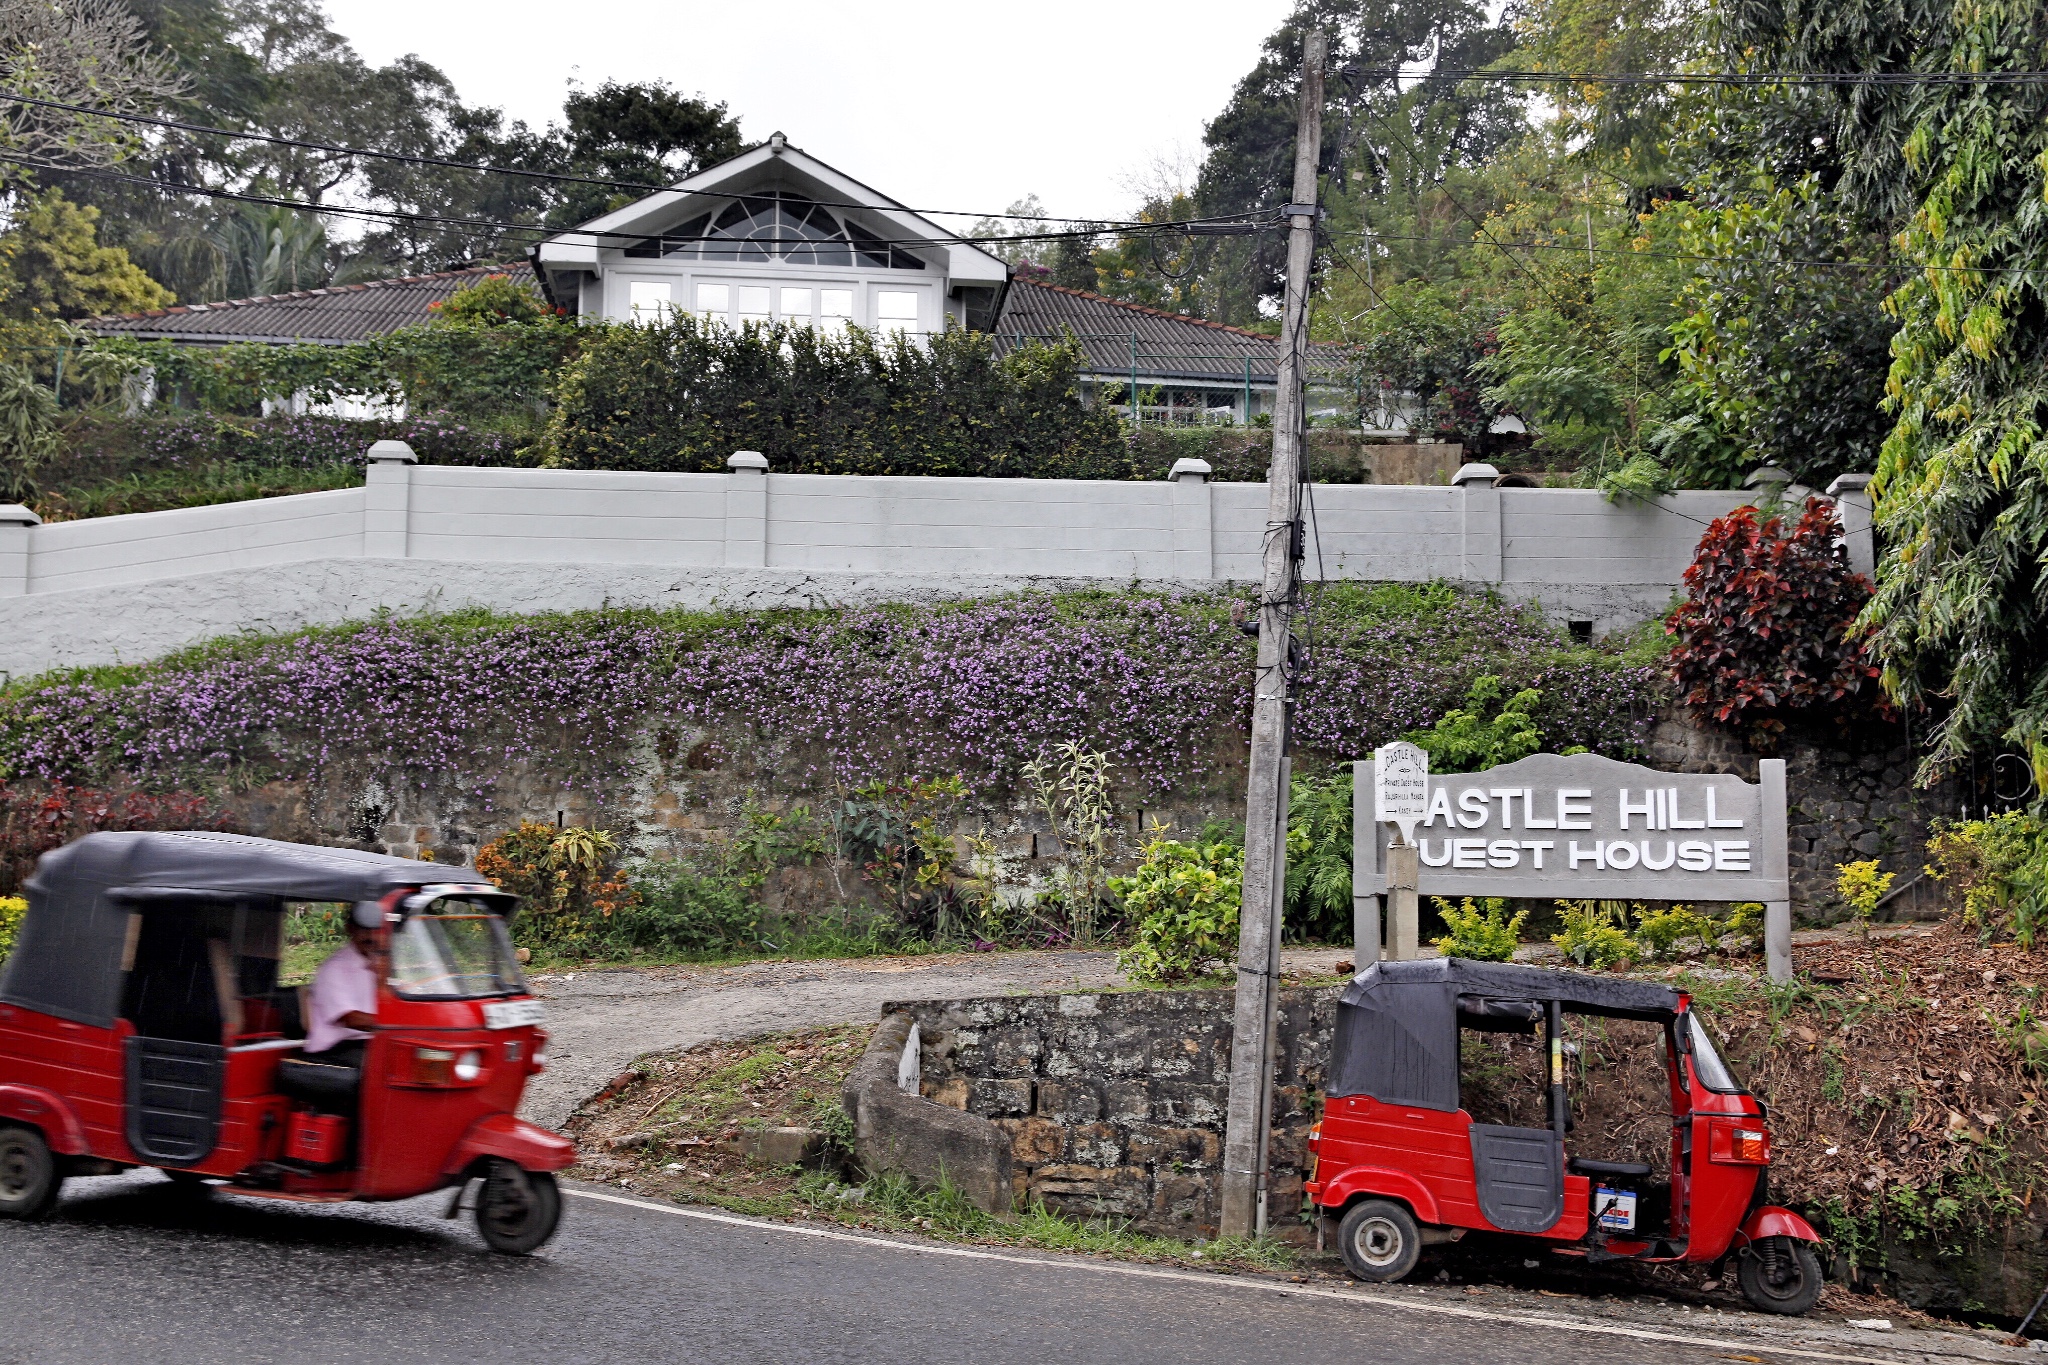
[82,263,537,345]
[994,278,1338,386]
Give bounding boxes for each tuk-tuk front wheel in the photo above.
[1337,1199,1422,1283]
[0,1124,62,1221]
[1737,1236,1823,1315]
[475,1160,562,1256]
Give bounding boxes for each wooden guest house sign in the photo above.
[1352,752,1789,905]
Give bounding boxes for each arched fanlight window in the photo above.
[624,192,925,269]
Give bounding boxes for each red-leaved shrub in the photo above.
[0,782,241,893]
[1666,498,1881,734]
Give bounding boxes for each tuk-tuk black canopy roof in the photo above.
[1327,958,1683,1112]
[1,832,493,1029]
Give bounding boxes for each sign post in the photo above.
[1374,742,1429,962]
[1352,752,1794,980]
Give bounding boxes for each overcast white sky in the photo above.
[320,0,1294,225]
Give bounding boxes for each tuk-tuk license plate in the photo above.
[483,1000,547,1030]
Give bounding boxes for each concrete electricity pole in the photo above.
[1218,28,1325,1241]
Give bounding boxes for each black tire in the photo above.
[1738,1236,1824,1315]
[1338,1199,1423,1283]
[160,1168,215,1197]
[0,1124,62,1221]
[474,1161,561,1256]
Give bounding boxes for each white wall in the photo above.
[0,453,1856,676]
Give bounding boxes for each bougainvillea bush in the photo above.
[1665,498,1881,735]
[0,586,1657,804]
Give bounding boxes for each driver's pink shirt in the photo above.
[306,942,378,1053]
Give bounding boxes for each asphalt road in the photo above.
[0,1172,1859,1365]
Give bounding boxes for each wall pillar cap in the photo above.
[1450,462,1501,486]
[1826,472,1874,496]
[728,450,769,472]
[1167,457,1212,483]
[1744,464,1793,490]
[366,440,417,464]
[0,504,42,526]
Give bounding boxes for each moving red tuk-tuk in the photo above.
[1305,958,1824,1313]
[0,832,572,1253]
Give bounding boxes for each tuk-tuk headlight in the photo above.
[454,1050,484,1083]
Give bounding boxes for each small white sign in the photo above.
[1374,741,1430,845]
[482,1000,547,1030]
[1596,1186,1637,1231]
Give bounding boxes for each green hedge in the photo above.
[531,317,1134,478]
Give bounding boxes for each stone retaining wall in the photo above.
[891,986,1339,1239]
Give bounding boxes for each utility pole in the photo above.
[1218,27,1325,1241]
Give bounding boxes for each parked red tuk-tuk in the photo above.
[1305,958,1823,1313]
[0,831,571,1253]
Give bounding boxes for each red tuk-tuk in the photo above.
[1305,958,1824,1313]
[0,831,571,1253]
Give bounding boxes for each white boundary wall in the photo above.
[0,450,1872,676]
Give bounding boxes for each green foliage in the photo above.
[1284,771,1353,941]
[1112,837,1245,984]
[1333,283,1506,445]
[1836,2,2048,784]
[0,894,24,965]
[532,316,1132,479]
[0,190,173,322]
[1924,813,2048,947]
[1631,904,1718,960]
[430,272,556,326]
[475,820,638,953]
[1430,896,1526,961]
[1552,899,1636,968]
[832,776,971,931]
[1402,674,1546,773]
[614,861,758,954]
[1024,743,1119,946]
[0,363,57,501]
[1836,860,1896,934]
[1725,901,1765,954]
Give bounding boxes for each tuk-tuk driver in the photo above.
[305,903,388,1067]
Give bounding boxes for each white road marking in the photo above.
[565,1188,1904,1365]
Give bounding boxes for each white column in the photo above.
[725,450,769,568]
[0,504,40,598]
[1827,473,1876,579]
[1454,462,1502,584]
[363,439,417,558]
[1167,458,1214,579]
[1352,758,1383,964]
[1759,758,1793,983]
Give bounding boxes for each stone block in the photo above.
[1104,1080,1152,1126]
[990,1031,1044,1077]
[969,1078,1033,1118]
[1127,1123,1219,1168]
[1150,1081,1230,1127]
[1036,1080,1102,1121]
[923,1077,970,1110]
[1058,994,1102,1017]
[715,1126,828,1168]
[845,1014,1013,1216]
[995,1116,1065,1166]
[1029,1163,1150,1218]
[1068,1122,1125,1167]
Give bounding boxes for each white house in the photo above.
[530,132,1011,339]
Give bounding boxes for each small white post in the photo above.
[0,504,41,598]
[1167,457,1214,579]
[1827,473,1876,579]
[1453,462,1502,584]
[1352,759,1382,965]
[363,439,417,558]
[724,450,768,568]
[1759,758,1793,983]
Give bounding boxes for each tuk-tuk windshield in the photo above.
[1686,1013,1743,1093]
[389,897,526,1000]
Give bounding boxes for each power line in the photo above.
[1347,65,2048,88]
[1324,224,2033,277]
[0,153,1219,252]
[0,87,1264,234]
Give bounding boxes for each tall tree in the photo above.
[544,80,744,226]
[0,0,187,190]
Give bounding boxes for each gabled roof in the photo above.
[82,263,535,346]
[995,278,1345,386]
[534,134,1006,287]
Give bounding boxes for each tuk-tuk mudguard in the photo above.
[1312,1165,1442,1225]
[1737,1206,1820,1246]
[443,1112,576,1177]
[0,1084,89,1154]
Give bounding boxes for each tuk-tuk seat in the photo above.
[1569,1157,1653,1179]
[277,1054,359,1114]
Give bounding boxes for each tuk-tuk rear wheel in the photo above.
[0,1124,62,1221]
[1737,1235,1823,1315]
[1338,1199,1422,1283]
[474,1160,562,1256]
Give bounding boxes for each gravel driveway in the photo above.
[520,946,1355,1128]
